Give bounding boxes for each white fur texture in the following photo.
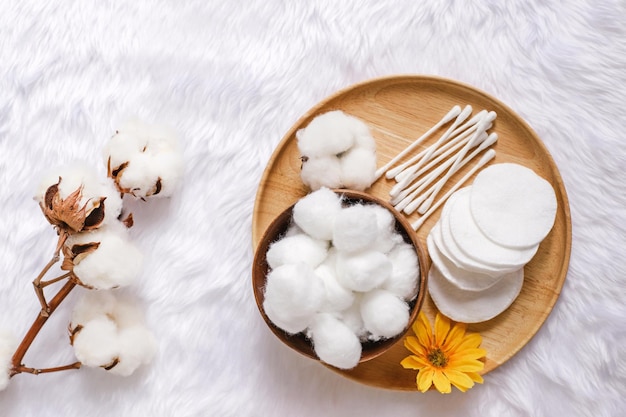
[0,1,625,416]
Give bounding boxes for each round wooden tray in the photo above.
[251,75,572,390]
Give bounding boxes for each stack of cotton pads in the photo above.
[262,188,420,369]
[296,111,377,191]
[426,163,557,323]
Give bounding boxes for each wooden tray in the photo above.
[251,75,572,390]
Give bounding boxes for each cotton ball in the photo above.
[360,289,410,340]
[309,313,362,369]
[284,223,303,237]
[263,263,325,334]
[266,234,328,269]
[336,296,367,340]
[292,188,342,240]
[296,111,357,158]
[339,147,377,191]
[335,250,392,292]
[332,204,378,252]
[0,329,18,391]
[315,264,355,313]
[366,204,403,254]
[300,156,342,191]
[382,242,420,300]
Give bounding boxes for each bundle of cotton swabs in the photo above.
[374,105,498,231]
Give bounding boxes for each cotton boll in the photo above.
[263,263,325,334]
[265,234,328,269]
[296,111,357,158]
[309,313,362,369]
[339,147,377,191]
[0,329,18,391]
[70,291,157,375]
[332,205,378,252]
[335,250,392,292]
[315,264,355,313]
[110,327,158,377]
[292,187,342,240]
[67,226,143,290]
[300,156,342,191]
[382,242,420,300]
[360,289,410,340]
[114,153,160,199]
[72,316,120,368]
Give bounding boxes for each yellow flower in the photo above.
[401,311,486,393]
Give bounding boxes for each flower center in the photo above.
[427,348,448,367]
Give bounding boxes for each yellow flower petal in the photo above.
[434,313,451,346]
[454,332,483,350]
[442,322,467,351]
[466,372,484,384]
[401,355,428,370]
[404,336,428,357]
[445,358,485,373]
[417,368,435,392]
[432,370,452,394]
[449,348,487,362]
[415,312,433,348]
[444,369,475,392]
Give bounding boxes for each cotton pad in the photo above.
[470,163,557,249]
[335,250,392,292]
[428,263,524,323]
[448,187,539,270]
[360,289,410,340]
[309,313,362,369]
[263,263,325,334]
[382,242,420,300]
[332,204,378,252]
[427,233,502,292]
[292,187,342,240]
[265,233,328,269]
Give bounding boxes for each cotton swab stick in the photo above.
[411,149,497,231]
[388,105,473,198]
[403,133,498,214]
[386,110,488,180]
[373,105,462,180]
[393,121,491,185]
[416,117,493,214]
[391,131,489,209]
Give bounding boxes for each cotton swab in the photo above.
[411,149,496,231]
[386,110,488,180]
[374,105,462,181]
[391,131,490,209]
[416,116,494,214]
[389,105,473,193]
[403,133,498,214]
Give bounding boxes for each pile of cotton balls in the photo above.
[262,188,421,369]
[296,111,377,192]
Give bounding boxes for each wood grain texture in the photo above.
[251,75,572,391]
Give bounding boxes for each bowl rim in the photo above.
[251,189,429,365]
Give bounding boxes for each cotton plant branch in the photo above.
[1,119,184,391]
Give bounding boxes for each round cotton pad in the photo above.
[428,263,524,323]
[427,233,502,292]
[449,187,539,269]
[470,163,557,249]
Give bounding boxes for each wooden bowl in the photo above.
[252,189,429,366]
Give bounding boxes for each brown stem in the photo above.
[32,233,68,316]
[39,272,72,288]
[10,279,77,377]
[13,362,81,375]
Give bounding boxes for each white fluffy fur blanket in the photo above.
[1,1,625,416]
